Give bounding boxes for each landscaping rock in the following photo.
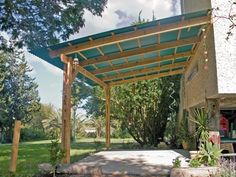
[170,167,218,177]
[38,163,54,175]
[56,163,102,176]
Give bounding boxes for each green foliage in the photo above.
[112,76,180,147]
[42,108,62,138]
[191,108,209,142]
[0,51,40,143]
[20,128,47,141]
[0,0,108,50]
[196,141,222,166]
[189,158,201,167]
[49,139,65,166]
[177,115,194,149]
[172,157,181,168]
[190,109,222,167]
[49,131,65,177]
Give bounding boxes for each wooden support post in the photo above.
[61,59,73,164]
[104,85,111,149]
[9,120,21,173]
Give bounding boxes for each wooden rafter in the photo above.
[102,62,187,82]
[186,24,212,69]
[49,16,211,58]
[80,37,199,67]
[91,51,192,75]
[61,54,107,87]
[117,43,123,52]
[109,69,184,86]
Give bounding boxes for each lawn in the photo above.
[0,138,135,177]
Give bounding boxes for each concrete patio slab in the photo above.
[58,150,190,176]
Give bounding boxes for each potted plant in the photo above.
[189,108,222,166]
[177,116,194,150]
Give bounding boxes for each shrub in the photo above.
[20,128,47,141]
[172,157,181,168]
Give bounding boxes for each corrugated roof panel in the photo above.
[104,71,117,77]
[172,67,184,71]
[160,69,170,73]
[160,30,178,43]
[160,48,175,56]
[111,59,126,65]
[120,40,138,51]
[160,60,172,66]
[176,44,193,53]
[81,48,101,59]
[127,55,141,62]
[84,65,95,72]
[101,44,120,55]
[140,35,157,47]
[180,26,202,39]
[145,63,159,68]
[174,57,188,63]
[119,65,145,73]
[144,51,159,59]
[94,62,110,69]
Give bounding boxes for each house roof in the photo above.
[30,9,211,86]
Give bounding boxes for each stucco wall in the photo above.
[181,0,211,14]
[211,0,236,94]
[183,28,218,109]
[181,0,236,110]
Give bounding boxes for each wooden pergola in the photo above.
[30,9,211,163]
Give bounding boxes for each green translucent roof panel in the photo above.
[30,9,210,86]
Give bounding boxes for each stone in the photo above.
[170,167,218,177]
[56,163,102,176]
[38,163,54,175]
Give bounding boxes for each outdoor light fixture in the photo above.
[74,53,79,65]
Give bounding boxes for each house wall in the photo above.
[181,0,211,14]
[183,28,218,109]
[211,0,236,94]
[181,0,236,111]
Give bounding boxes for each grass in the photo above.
[0,138,135,177]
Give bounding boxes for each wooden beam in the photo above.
[104,85,111,149]
[91,51,192,75]
[61,58,73,164]
[80,37,199,67]
[102,62,187,82]
[76,64,107,87]
[49,16,210,58]
[109,69,184,86]
[9,120,21,173]
[61,54,107,87]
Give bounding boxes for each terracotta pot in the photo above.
[182,141,190,150]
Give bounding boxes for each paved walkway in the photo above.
[58,150,190,176]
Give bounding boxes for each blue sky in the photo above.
[26,0,180,110]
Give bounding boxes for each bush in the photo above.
[20,128,47,141]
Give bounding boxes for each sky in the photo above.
[25,0,181,110]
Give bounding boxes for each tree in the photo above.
[112,76,180,147]
[0,0,108,50]
[0,50,40,143]
[71,79,91,142]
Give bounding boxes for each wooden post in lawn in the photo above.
[104,85,111,149]
[61,55,73,164]
[9,120,21,173]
